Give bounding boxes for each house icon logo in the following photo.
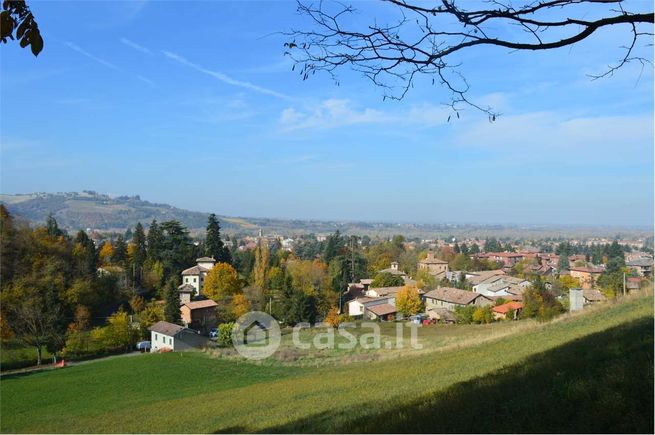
[232,311,281,360]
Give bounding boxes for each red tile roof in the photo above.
[492,301,523,314]
[183,300,218,310]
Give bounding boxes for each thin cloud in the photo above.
[66,42,121,71]
[162,50,290,99]
[137,75,155,86]
[279,99,450,132]
[120,37,153,55]
[66,41,154,87]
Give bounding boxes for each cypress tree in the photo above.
[132,222,147,283]
[205,214,231,264]
[113,235,128,267]
[163,279,181,324]
[147,219,163,262]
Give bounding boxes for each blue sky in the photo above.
[1,0,653,227]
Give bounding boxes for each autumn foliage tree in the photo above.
[396,285,423,316]
[203,263,241,301]
[253,239,270,289]
[231,293,251,319]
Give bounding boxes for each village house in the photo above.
[569,288,607,311]
[582,289,607,304]
[347,296,394,318]
[178,284,195,304]
[181,257,217,295]
[180,299,219,333]
[377,261,407,277]
[492,301,523,320]
[423,287,492,312]
[626,258,653,278]
[627,277,642,292]
[485,252,525,267]
[365,303,397,321]
[465,270,506,286]
[569,266,603,289]
[426,307,456,323]
[472,275,529,298]
[418,250,449,278]
[149,321,208,352]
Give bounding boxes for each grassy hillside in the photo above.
[1,296,652,433]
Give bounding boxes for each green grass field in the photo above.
[1,296,653,433]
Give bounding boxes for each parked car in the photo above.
[136,341,151,352]
[209,328,218,338]
[409,314,427,324]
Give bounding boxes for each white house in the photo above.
[149,321,208,352]
[365,286,405,300]
[347,296,395,317]
[181,257,216,295]
[473,275,530,297]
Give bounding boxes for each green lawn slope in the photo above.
[1,296,652,433]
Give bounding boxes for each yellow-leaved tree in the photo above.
[396,285,422,316]
[98,241,114,265]
[204,262,241,301]
[231,293,251,319]
[254,239,270,289]
[559,275,582,291]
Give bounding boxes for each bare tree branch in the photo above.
[286,0,654,118]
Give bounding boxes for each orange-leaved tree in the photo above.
[231,293,251,319]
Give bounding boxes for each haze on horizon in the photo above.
[1,1,653,228]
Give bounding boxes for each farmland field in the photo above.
[1,296,653,433]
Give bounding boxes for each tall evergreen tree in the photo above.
[73,230,97,277]
[46,213,64,238]
[163,279,181,324]
[159,220,194,275]
[323,230,343,264]
[146,219,163,261]
[484,238,501,252]
[558,254,570,272]
[132,222,147,284]
[607,241,624,261]
[113,235,128,267]
[205,214,231,264]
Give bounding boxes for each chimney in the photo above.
[427,250,434,260]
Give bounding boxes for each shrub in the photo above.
[454,305,476,324]
[324,307,341,327]
[218,323,234,347]
[472,306,493,324]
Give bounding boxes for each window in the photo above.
[193,277,197,283]
[154,333,158,341]
[169,338,172,345]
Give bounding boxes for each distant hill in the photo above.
[0,191,225,233]
[0,191,650,239]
